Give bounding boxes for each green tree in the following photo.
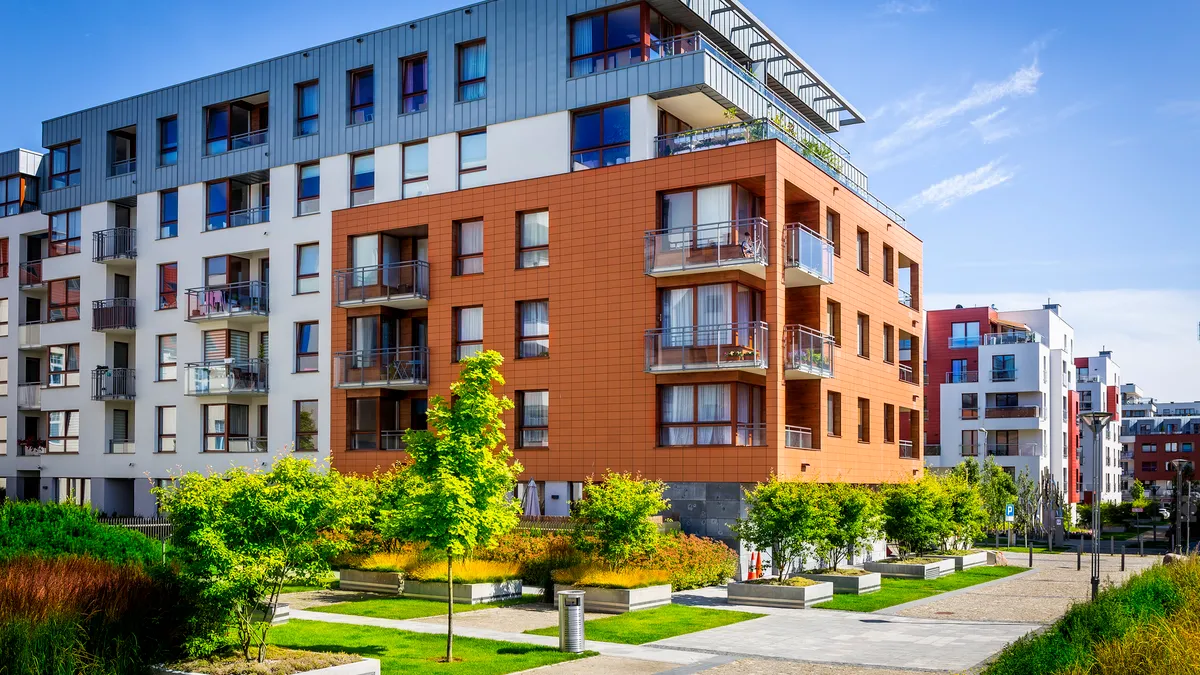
[1131,479,1146,503]
[1014,467,1040,540]
[814,483,881,571]
[155,456,367,661]
[950,456,981,485]
[378,350,522,664]
[881,478,944,558]
[733,476,836,577]
[978,457,1018,532]
[572,471,668,567]
[939,474,987,549]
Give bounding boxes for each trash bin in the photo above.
[557,590,586,653]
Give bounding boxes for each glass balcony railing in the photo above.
[784,425,814,450]
[948,335,981,348]
[107,439,135,454]
[991,369,1017,382]
[988,443,1044,457]
[110,158,136,176]
[19,261,42,287]
[783,325,834,378]
[946,370,978,384]
[898,288,915,308]
[93,228,137,262]
[185,281,269,321]
[899,364,916,384]
[334,347,430,388]
[982,330,1042,346]
[643,217,768,276]
[644,322,768,372]
[784,224,834,284]
[184,359,268,396]
[924,444,942,457]
[334,260,430,307]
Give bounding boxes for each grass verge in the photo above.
[270,620,591,674]
[309,595,539,620]
[526,604,762,644]
[817,565,1027,613]
[994,546,1061,555]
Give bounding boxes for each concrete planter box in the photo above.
[795,571,881,595]
[863,558,956,579]
[552,583,672,614]
[934,551,989,571]
[251,602,291,625]
[403,579,522,605]
[727,580,834,608]
[340,569,403,594]
[154,657,380,675]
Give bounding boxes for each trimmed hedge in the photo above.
[0,501,161,565]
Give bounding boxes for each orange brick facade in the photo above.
[330,140,924,485]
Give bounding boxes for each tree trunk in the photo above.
[446,556,454,663]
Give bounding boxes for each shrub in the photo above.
[324,528,386,569]
[572,471,668,567]
[881,478,945,558]
[813,483,881,571]
[939,474,987,549]
[477,531,583,591]
[0,500,161,566]
[629,533,737,591]
[733,476,836,576]
[407,559,521,584]
[357,547,426,573]
[552,564,671,589]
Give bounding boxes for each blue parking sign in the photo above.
[1005,503,1015,522]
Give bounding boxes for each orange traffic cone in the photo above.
[747,552,757,580]
[755,551,763,579]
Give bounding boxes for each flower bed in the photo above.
[155,648,377,675]
[863,557,955,580]
[796,569,882,595]
[727,577,834,608]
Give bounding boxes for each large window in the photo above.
[49,210,81,256]
[56,478,90,505]
[454,307,484,361]
[519,391,549,447]
[658,282,761,347]
[518,300,549,358]
[950,321,980,348]
[1,175,36,216]
[458,132,487,188]
[205,98,268,154]
[571,103,630,170]
[49,142,81,189]
[351,153,375,206]
[295,322,319,372]
[457,40,487,101]
[518,211,549,268]
[203,403,250,452]
[297,163,320,215]
[857,313,869,358]
[827,391,842,436]
[296,81,319,136]
[349,398,404,450]
[659,383,764,446]
[48,278,80,322]
[992,354,1016,381]
[159,117,178,166]
[401,55,428,113]
[159,190,178,239]
[349,68,374,124]
[158,335,177,381]
[857,398,871,442]
[48,344,80,388]
[403,143,429,198]
[454,220,484,275]
[296,243,319,294]
[660,184,760,244]
[47,411,80,453]
[295,400,318,451]
[157,406,177,452]
[158,263,178,309]
[570,4,675,76]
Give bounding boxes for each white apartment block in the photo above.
[1075,351,1123,504]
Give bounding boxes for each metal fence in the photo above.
[97,516,173,541]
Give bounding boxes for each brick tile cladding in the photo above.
[330,141,924,484]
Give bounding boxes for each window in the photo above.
[48,210,81,256]
[296,81,319,135]
[571,102,630,170]
[0,416,6,455]
[295,400,318,450]
[1141,444,1156,453]
[826,300,841,346]
[992,354,1015,381]
[403,143,429,198]
[57,478,90,505]
[1142,461,1157,472]
[296,243,319,294]
[856,229,869,273]
[47,344,80,388]
[349,68,375,124]
[401,55,428,113]
[519,391,549,447]
[159,190,178,238]
[48,278,81,322]
[827,391,842,436]
[962,393,978,419]
[883,245,894,284]
[518,300,549,358]
[297,163,320,215]
[883,324,894,363]
[994,392,1018,408]
[0,357,7,396]
[47,411,80,453]
[454,220,484,275]
[158,263,178,309]
[857,313,869,358]
[1,176,36,216]
[884,403,895,443]
[459,131,487,188]
[157,335,177,381]
[659,383,763,446]
[569,4,673,76]
[518,211,550,268]
[826,210,841,256]
[349,398,404,450]
[203,403,250,452]
[1166,442,1179,453]
[295,322,319,372]
[950,321,981,348]
[205,98,268,154]
[351,153,374,206]
[454,307,483,361]
[1184,443,1194,453]
[157,406,177,453]
[159,117,178,165]
[857,398,871,442]
[457,40,487,101]
[49,142,81,189]
[0,298,7,337]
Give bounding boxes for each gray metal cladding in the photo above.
[0,149,43,178]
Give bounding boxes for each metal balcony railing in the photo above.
[986,405,1040,419]
[784,425,814,450]
[991,369,1017,382]
[185,281,269,321]
[783,324,834,377]
[643,217,768,275]
[92,298,136,331]
[107,439,135,454]
[93,228,137,262]
[645,322,767,372]
[334,260,430,306]
[899,364,916,384]
[334,347,430,388]
[110,158,136,176]
[91,367,135,401]
[899,440,916,458]
[946,370,979,383]
[19,261,42,287]
[948,336,981,348]
[736,423,766,447]
[924,444,942,457]
[982,330,1042,346]
[784,224,834,283]
[184,359,268,396]
[988,443,1045,457]
[898,288,915,308]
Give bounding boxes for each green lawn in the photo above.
[995,546,1061,555]
[310,595,540,620]
[525,604,763,644]
[816,565,1028,613]
[270,620,590,674]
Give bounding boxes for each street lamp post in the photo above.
[1166,459,1193,554]
[1080,411,1114,602]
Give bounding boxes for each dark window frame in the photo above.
[657,382,764,447]
[350,152,375,196]
[458,131,487,185]
[401,54,429,113]
[48,210,81,257]
[49,142,81,189]
[517,299,550,359]
[48,277,81,323]
[517,390,550,448]
[296,243,319,294]
[158,263,178,310]
[568,3,674,76]
[295,321,319,372]
[517,210,550,269]
[158,117,178,166]
[295,80,319,136]
[571,101,631,170]
[157,334,177,381]
[456,39,487,101]
[349,67,375,124]
[453,219,484,276]
[402,142,429,197]
[857,397,871,443]
[157,406,177,453]
[159,190,178,239]
[46,343,80,388]
[295,400,319,451]
[453,306,484,362]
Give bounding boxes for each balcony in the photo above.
[783,325,834,379]
[988,443,1045,458]
[784,425,814,450]
[110,158,136,176]
[783,224,834,286]
[92,299,136,332]
[899,364,917,384]
[960,444,979,457]
[948,336,981,349]
[924,444,942,457]
[645,322,768,374]
[18,383,40,410]
[899,440,917,459]
[18,323,41,349]
[990,369,1017,382]
[334,347,430,390]
[184,359,268,396]
[185,281,269,323]
[986,405,1041,419]
[643,217,768,278]
[898,288,915,309]
[334,261,430,309]
[225,437,268,453]
[982,330,1042,346]
[91,367,135,401]
[17,439,47,457]
[962,408,979,420]
[945,370,979,384]
[107,439,135,454]
[93,228,136,263]
[351,429,408,451]
[19,261,43,288]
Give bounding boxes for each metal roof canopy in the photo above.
[653,0,866,133]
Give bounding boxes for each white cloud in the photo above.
[970,107,1017,143]
[1023,30,1059,57]
[903,159,1015,210]
[876,1,933,15]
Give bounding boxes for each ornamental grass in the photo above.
[406,559,522,584]
[552,564,671,589]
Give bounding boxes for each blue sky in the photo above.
[2,0,1197,397]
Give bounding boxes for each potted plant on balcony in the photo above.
[726,346,757,361]
[18,437,47,456]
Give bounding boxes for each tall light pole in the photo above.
[1167,459,1193,554]
[1080,411,1114,602]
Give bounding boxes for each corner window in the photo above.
[351,153,375,206]
[49,142,81,189]
[159,190,178,239]
[457,40,487,101]
[518,211,549,268]
[349,68,375,124]
[458,131,487,188]
[401,55,428,113]
[297,163,320,215]
[518,300,549,358]
[296,243,319,294]
[403,143,429,198]
[571,102,630,170]
[296,81,319,136]
[454,220,483,275]
[1,175,37,216]
[570,5,673,76]
[519,391,549,447]
[48,210,81,256]
[159,117,178,165]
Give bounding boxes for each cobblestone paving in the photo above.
[410,602,610,632]
[277,589,382,610]
[518,655,674,674]
[692,658,953,675]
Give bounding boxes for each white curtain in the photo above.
[697,384,731,445]
[662,192,693,250]
[522,211,549,248]
[662,288,693,347]
[736,286,753,347]
[460,220,484,256]
[696,185,732,246]
[662,385,694,445]
[353,235,379,286]
[458,307,483,359]
[521,301,549,337]
[696,284,731,345]
[460,42,487,94]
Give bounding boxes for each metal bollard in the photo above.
[1077,545,1082,571]
[557,590,586,653]
[1121,549,1126,572]
[1110,536,1115,556]
[1140,536,1145,557]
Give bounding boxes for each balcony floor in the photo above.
[646,259,766,280]
[336,379,429,391]
[335,295,429,311]
[784,266,833,287]
[647,363,767,376]
[785,366,833,380]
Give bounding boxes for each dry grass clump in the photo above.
[166,645,357,675]
[406,559,521,584]
[356,550,423,573]
[552,564,671,589]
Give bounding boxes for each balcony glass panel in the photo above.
[645,322,766,372]
[783,325,834,377]
[643,217,767,275]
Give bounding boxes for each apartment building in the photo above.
[1120,383,1199,503]
[1074,351,1122,504]
[0,0,923,532]
[924,304,1077,501]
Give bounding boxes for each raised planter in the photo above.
[795,571,881,595]
[934,551,988,571]
[727,579,834,608]
[339,569,403,594]
[154,657,380,675]
[552,583,672,614]
[863,558,955,580]
[251,601,291,625]
[403,579,522,605]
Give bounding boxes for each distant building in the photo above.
[1120,383,1198,503]
[1074,351,1123,504]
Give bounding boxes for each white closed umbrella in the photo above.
[522,479,541,517]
